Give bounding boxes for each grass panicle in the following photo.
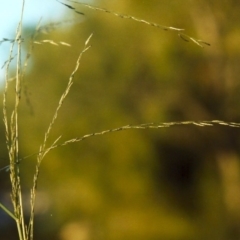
[1,119,240,175]
[58,0,210,47]
[27,33,92,239]
[2,1,28,239]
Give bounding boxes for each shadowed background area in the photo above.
[1,0,240,239]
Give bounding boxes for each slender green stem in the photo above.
[0,202,17,221]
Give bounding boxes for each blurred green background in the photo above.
[1,0,240,239]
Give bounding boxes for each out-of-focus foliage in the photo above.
[1,0,240,239]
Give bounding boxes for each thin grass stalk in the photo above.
[41,33,92,152]
[3,27,17,161]
[0,202,17,221]
[59,0,210,47]
[1,119,240,174]
[30,120,240,157]
[27,34,92,240]
[5,0,27,239]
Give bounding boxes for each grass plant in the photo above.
[0,1,238,239]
